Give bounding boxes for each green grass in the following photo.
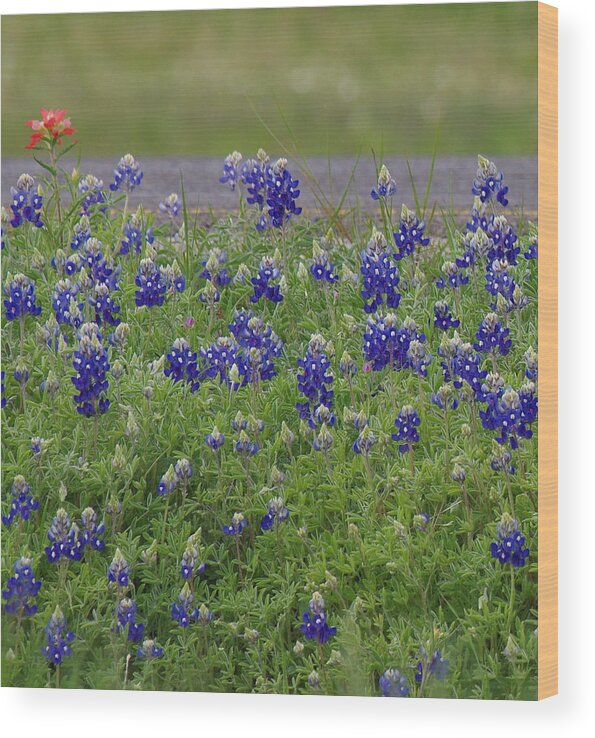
[1,151,538,697]
[2,3,538,157]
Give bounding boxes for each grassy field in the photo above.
[2,3,537,157]
[1,129,538,697]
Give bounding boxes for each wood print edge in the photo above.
[537,0,558,701]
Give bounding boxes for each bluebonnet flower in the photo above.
[455,232,477,270]
[241,149,270,211]
[200,249,231,290]
[352,424,377,457]
[180,531,206,580]
[436,261,469,290]
[379,668,410,697]
[484,258,516,306]
[472,155,509,206]
[90,282,121,326]
[296,334,335,427]
[45,508,81,563]
[137,639,164,660]
[261,496,289,530]
[308,670,321,688]
[466,204,490,234]
[490,445,516,475]
[82,238,120,290]
[300,592,336,644]
[2,557,42,616]
[78,174,106,215]
[10,174,44,228]
[313,403,336,429]
[447,328,469,379]
[196,603,214,625]
[157,464,178,496]
[175,458,193,485]
[339,350,358,379]
[80,507,105,551]
[453,340,487,396]
[485,215,520,264]
[116,598,145,643]
[71,322,110,417]
[310,240,339,284]
[233,412,264,436]
[164,338,201,392]
[2,476,39,526]
[159,192,181,219]
[525,239,538,260]
[70,215,91,250]
[474,313,512,359]
[434,300,460,331]
[220,151,243,191]
[494,382,537,448]
[205,426,225,451]
[407,339,432,377]
[503,284,529,315]
[1,370,6,408]
[110,322,130,353]
[223,512,247,536]
[391,405,421,453]
[451,463,466,484]
[120,211,154,256]
[431,384,459,411]
[263,158,302,229]
[492,387,524,447]
[360,228,401,314]
[251,255,283,303]
[414,512,431,531]
[4,273,42,321]
[523,346,538,381]
[415,649,449,684]
[491,513,530,567]
[31,436,49,456]
[14,359,29,387]
[345,408,369,431]
[171,583,199,627]
[200,337,246,389]
[362,314,426,372]
[135,258,166,308]
[371,164,397,200]
[36,315,63,353]
[110,154,143,192]
[108,548,130,587]
[43,606,75,665]
[477,372,505,431]
[199,277,221,307]
[519,382,539,438]
[52,279,84,327]
[229,309,283,385]
[393,204,429,260]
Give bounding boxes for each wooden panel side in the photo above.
[537,1,558,701]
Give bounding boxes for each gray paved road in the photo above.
[2,156,537,216]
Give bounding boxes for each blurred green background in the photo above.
[2,3,537,157]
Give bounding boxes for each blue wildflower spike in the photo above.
[491,513,530,567]
[43,606,75,665]
[300,592,336,644]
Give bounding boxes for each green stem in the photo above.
[161,495,171,544]
[507,565,516,633]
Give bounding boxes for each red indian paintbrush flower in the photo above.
[24,108,76,150]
